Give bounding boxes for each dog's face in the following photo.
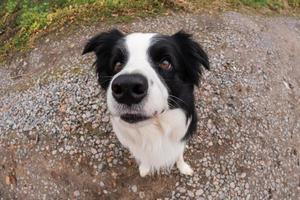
[83,29,209,124]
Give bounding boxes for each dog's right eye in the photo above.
[159,60,172,70]
[114,62,124,73]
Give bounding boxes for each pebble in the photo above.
[58,147,64,153]
[102,116,110,122]
[230,182,235,188]
[131,185,138,193]
[240,173,247,178]
[65,145,71,151]
[139,191,145,198]
[205,169,211,177]
[80,136,84,142]
[73,190,80,197]
[178,187,186,193]
[196,189,204,196]
[188,190,194,197]
[100,181,105,187]
[91,148,97,154]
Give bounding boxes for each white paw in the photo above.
[139,165,150,177]
[177,161,193,176]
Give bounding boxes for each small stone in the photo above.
[205,169,211,177]
[74,190,80,197]
[230,182,235,188]
[246,194,251,200]
[196,189,204,196]
[178,187,186,193]
[213,180,219,186]
[91,148,97,154]
[219,192,225,199]
[102,116,110,122]
[92,104,98,110]
[52,150,57,155]
[80,136,84,142]
[98,163,103,170]
[207,119,213,129]
[218,140,222,145]
[131,185,138,193]
[240,172,247,178]
[5,176,10,185]
[63,125,71,131]
[100,181,105,187]
[139,191,145,198]
[58,147,64,153]
[187,190,194,197]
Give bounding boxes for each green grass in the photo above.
[188,0,300,10]
[231,0,278,8]
[0,0,168,62]
[0,0,299,63]
[244,0,299,7]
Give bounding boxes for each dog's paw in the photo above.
[139,165,150,177]
[177,161,193,176]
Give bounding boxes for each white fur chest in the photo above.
[111,108,191,172]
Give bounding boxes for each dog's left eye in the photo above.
[159,60,172,70]
[114,62,124,73]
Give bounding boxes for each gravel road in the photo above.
[0,11,299,200]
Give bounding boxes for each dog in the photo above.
[82,29,209,177]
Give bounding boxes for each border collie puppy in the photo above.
[83,29,209,177]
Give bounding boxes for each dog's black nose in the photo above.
[111,74,148,105]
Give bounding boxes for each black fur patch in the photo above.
[82,29,127,89]
[149,31,209,140]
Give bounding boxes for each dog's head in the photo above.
[83,29,209,124]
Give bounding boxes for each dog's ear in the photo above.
[172,30,209,86]
[82,29,124,55]
[82,29,124,89]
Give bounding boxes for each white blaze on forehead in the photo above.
[123,33,157,73]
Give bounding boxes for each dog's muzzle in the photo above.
[111,74,150,123]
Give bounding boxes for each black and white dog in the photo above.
[83,29,209,177]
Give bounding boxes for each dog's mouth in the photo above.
[120,114,151,124]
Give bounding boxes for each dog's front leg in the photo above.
[176,152,193,175]
[139,164,150,177]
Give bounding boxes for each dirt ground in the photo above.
[0,11,299,199]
